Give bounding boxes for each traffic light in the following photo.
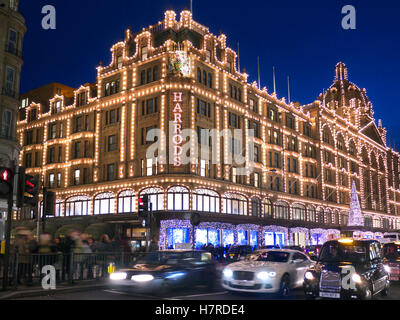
[43,188,56,216]
[24,174,40,207]
[16,166,25,208]
[139,195,149,217]
[0,167,14,196]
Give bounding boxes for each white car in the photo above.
[222,249,313,297]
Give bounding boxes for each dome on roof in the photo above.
[319,62,372,114]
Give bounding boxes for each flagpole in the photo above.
[237,42,240,72]
[257,56,261,89]
[287,76,291,103]
[273,66,276,93]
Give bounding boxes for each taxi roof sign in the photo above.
[338,238,354,244]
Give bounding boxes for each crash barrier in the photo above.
[0,252,135,289]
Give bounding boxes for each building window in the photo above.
[1,110,12,138]
[107,164,115,181]
[118,190,136,214]
[5,66,15,95]
[292,204,306,221]
[94,192,115,215]
[49,148,55,164]
[142,97,158,115]
[25,153,32,168]
[75,116,83,132]
[74,169,80,185]
[274,202,289,219]
[49,173,55,188]
[49,124,57,139]
[140,187,164,211]
[251,197,261,217]
[205,50,211,62]
[264,199,273,218]
[141,46,148,60]
[117,55,123,68]
[196,99,210,117]
[167,186,190,211]
[57,173,61,188]
[193,189,220,213]
[223,193,248,215]
[146,157,158,176]
[108,135,117,152]
[7,28,17,54]
[74,141,81,159]
[66,196,90,217]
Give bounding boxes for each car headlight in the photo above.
[305,271,314,280]
[256,271,276,280]
[131,274,154,282]
[223,269,233,278]
[110,272,127,280]
[384,265,391,273]
[352,273,362,284]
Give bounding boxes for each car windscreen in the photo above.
[319,243,367,264]
[256,251,290,263]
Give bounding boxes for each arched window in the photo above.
[167,186,189,211]
[94,192,115,215]
[140,187,164,211]
[264,199,273,218]
[118,190,136,214]
[65,195,90,217]
[317,208,325,224]
[55,200,63,217]
[203,70,207,86]
[364,216,373,228]
[341,212,349,226]
[323,126,333,145]
[337,134,345,151]
[292,204,306,221]
[373,217,381,228]
[349,140,356,156]
[251,197,261,217]
[325,209,332,224]
[193,189,220,213]
[332,210,339,225]
[223,193,248,215]
[308,206,316,222]
[274,202,289,220]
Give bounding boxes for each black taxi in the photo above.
[383,242,400,281]
[303,239,390,299]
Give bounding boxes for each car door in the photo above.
[292,253,310,287]
[369,242,386,292]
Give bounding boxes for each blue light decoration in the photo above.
[238,230,247,245]
[208,229,220,247]
[167,228,190,249]
[310,228,341,245]
[195,229,208,248]
[222,229,234,247]
[262,226,288,247]
[250,231,258,247]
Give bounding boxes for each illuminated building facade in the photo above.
[17,10,400,249]
[0,0,25,240]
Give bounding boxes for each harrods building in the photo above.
[16,10,400,249]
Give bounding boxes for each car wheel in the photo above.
[363,285,373,300]
[381,283,390,297]
[279,275,291,298]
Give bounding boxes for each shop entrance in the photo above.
[292,232,306,248]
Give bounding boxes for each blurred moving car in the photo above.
[304,239,390,300]
[227,245,254,262]
[108,250,217,295]
[222,249,313,297]
[383,242,400,281]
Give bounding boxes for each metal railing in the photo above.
[0,252,135,289]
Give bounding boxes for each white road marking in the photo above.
[103,289,166,300]
[170,291,228,299]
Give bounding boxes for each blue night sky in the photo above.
[19,0,400,148]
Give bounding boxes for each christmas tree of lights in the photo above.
[348,180,364,227]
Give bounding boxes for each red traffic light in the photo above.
[0,168,13,183]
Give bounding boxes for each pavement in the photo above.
[0,280,107,300]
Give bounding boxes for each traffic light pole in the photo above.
[146,203,153,252]
[42,188,47,234]
[2,179,13,291]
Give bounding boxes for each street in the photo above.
[14,281,400,300]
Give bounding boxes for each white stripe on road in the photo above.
[170,291,228,300]
[104,289,166,300]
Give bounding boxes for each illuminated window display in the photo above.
[238,230,247,245]
[167,228,190,249]
[222,229,235,247]
[195,228,220,248]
